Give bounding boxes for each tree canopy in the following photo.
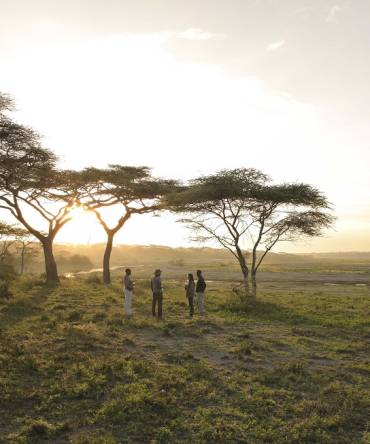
[73,165,178,283]
[167,168,334,296]
[0,94,78,282]
[0,221,28,262]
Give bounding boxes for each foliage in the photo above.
[0,93,80,282]
[0,279,11,299]
[0,221,29,262]
[72,165,179,283]
[56,254,93,271]
[167,168,334,294]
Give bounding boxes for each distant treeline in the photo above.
[30,244,370,273]
[2,240,370,276]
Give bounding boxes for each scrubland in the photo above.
[0,267,369,443]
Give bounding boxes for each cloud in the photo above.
[266,40,285,51]
[291,6,313,18]
[326,5,342,23]
[177,28,226,41]
[121,32,172,46]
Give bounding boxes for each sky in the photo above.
[1,0,370,252]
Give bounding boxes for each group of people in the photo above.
[123,268,207,320]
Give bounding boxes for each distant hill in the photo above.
[8,242,370,274]
[300,252,370,261]
[52,244,370,269]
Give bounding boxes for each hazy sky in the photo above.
[1,0,370,251]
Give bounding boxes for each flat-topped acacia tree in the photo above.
[0,221,28,263]
[0,93,76,283]
[78,165,177,284]
[167,168,334,297]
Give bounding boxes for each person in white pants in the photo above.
[196,269,206,315]
[123,268,134,316]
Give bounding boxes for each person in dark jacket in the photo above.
[150,269,163,319]
[185,273,195,317]
[196,269,206,315]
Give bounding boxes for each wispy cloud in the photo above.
[122,32,172,45]
[177,28,226,41]
[326,5,343,23]
[266,40,285,52]
[291,6,313,18]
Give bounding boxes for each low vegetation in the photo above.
[0,271,369,443]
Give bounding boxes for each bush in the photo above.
[68,310,84,322]
[0,262,16,281]
[70,433,118,444]
[85,273,102,284]
[171,258,185,266]
[18,275,45,291]
[0,279,11,299]
[20,418,57,438]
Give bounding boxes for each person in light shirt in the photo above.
[185,273,195,318]
[123,268,134,316]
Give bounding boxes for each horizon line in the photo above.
[52,242,370,255]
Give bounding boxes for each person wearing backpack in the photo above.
[123,268,134,316]
[196,269,206,315]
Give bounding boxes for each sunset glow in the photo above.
[1,1,370,251]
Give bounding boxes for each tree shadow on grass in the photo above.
[0,281,58,329]
[224,299,319,327]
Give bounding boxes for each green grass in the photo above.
[0,275,369,443]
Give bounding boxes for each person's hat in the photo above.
[155,269,161,275]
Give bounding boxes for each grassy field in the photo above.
[0,272,369,443]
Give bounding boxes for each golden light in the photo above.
[56,205,100,244]
[68,203,87,219]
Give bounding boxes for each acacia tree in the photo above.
[168,168,334,297]
[15,232,39,275]
[0,222,28,263]
[0,93,76,283]
[77,166,177,284]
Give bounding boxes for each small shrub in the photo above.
[85,274,101,284]
[92,312,107,322]
[238,344,252,356]
[0,280,11,299]
[154,426,174,443]
[0,263,16,281]
[70,433,118,444]
[171,258,185,266]
[21,418,56,438]
[68,310,83,322]
[18,275,45,291]
[287,361,306,375]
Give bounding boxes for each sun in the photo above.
[55,206,102,244]
[68,204,88,220]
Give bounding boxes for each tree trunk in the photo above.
[242,268,250,294]
[42,239,59,284]
[251,272,257,298]
[103,231,114,284]
[235,255,251,300]
[20,244,25,275]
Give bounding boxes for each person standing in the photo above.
[185,273,195,317]
[196,269,206,315]
[151,269,163,320]
[123,268,134,316]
